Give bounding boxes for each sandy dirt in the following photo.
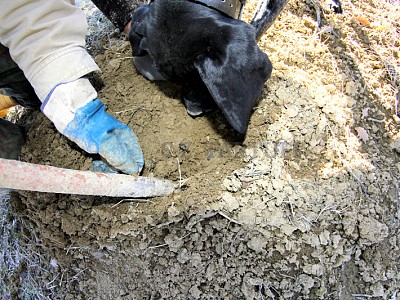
[5,0,400,299]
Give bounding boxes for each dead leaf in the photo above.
[50,258,58,269]
[352,17,371,27]
[355,127,369,142]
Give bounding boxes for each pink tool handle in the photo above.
[0,158,175,198]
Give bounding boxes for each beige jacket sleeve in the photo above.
[0,0,100,101]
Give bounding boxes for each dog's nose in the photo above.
[132,56,167,81]
[186,104,204,117]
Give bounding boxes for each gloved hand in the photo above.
[63,99,144,174]
[42,78,144,175]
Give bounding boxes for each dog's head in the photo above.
[129,0,272,134]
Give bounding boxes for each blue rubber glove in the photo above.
[63,99,144,174]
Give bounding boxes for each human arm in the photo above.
[0,0,144,174]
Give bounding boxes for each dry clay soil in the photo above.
[10,0,400,299]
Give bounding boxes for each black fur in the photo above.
[129,0,272,134]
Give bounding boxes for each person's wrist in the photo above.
[41,78,98,134]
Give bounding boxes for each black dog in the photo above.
[129,0,286,134]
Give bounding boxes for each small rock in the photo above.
[107,59,121,71]
[120,214,130,224]
[345,80,358,96]
[281,130,293,143]
[346,96,356,107]
[391,137,400,153]
[319,230,330,246]
[165,234,184,252]
[177,248,190,264]
[221,192,240,212]
[359,217,389,244]
[273,61,288,70]
[275,140,288,156]
[288,160,301,171]
[237,209,257,225]
[393,114,400,124]
[272,179,285,191]
[223,176,241,192]
[314,94,327,107]
[276,85,291,101]
[325,84,337,93]
[355,127,369,142]
[370,282,384,297]
[286,104,300,118]
[264,207,286,227]
[303,263,324,276]
[247,236,268,252]
[280,224,297,236]
[298,274,315,293]
[167,205,180,218]
[189,285,202,299]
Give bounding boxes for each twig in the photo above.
[282,200,296,219]
[367,117,385,123]
[143,233,190,255]
[352,294,374,299]
[313,205,337,222]
[177,157,183,188]
[111,200,143,209]
[395,181,399,229]
[46,273,60,287]
[348,169,370,198]
[114,56,134,60]
[167,144,175,157]
[241,170,271,177]
[69,268,88,283]
[277,272,296,280]
[65,245,90,255]
[308,0,322,34]
[101,46,123,54]
[218,212,242,225]
[185,211,242,231]
[301,215,313,227]
[114,105,145,115]
[144,243,168,252]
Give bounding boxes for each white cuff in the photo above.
[41,78,97,133]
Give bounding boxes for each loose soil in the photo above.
[5,0,400,299]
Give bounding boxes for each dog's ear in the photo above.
[194,25,272,134]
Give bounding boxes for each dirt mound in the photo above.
[6,0,400,298]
